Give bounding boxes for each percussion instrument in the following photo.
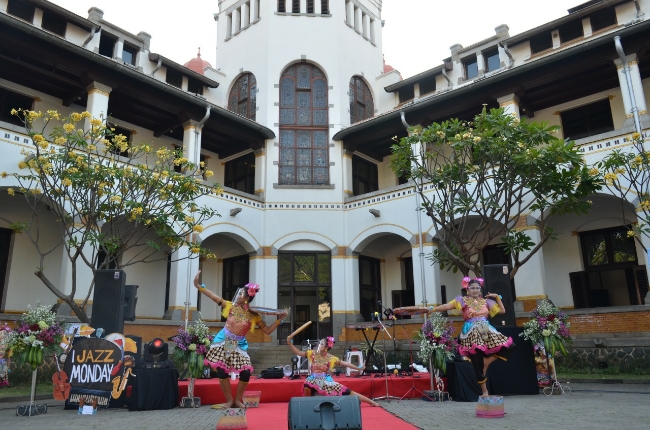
[249,306,289,316]
[393,306,429,316]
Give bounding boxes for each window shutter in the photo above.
[634,266,649,305]
[569,271,590,309]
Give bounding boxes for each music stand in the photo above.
[372,316,400,402]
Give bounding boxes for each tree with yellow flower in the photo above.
[1,109,220,323]
[389,108,601,279]
[596,132,650,253]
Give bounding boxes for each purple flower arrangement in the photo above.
[172,317,213,378]
[521,299,572,356]
[417,312,458,373]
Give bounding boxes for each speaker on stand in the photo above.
[483,264,516,326]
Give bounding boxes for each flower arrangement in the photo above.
[520,299,571,356]
[171,317,213,378]
[416,312,458,373]
[2,304,66,370]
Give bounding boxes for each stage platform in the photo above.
[178,372,442,404]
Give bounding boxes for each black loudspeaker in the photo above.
[483,264,516,326]
[91,270,126,334]
[123,285,139,321]
[288,396,362,430]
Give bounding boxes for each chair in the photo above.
[345,350,364,376]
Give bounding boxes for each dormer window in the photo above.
[484,49,500,73]
[42,12,67,37]
[558,20,583,44]
[188,78,203,96]
[122,44,138,66]
[7,0,35,23]
[418,76,436,96]
[98,32,116,58]
[590,7,617,32]
[321,0,329,14]
[166,69,182,88]
[398,86,414,104]
[464,56,478,80]
[292,0,300,13]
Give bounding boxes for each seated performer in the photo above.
[432,277,514,397]
[286,335,380,407]
[194,270,286,408]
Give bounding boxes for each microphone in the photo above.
[373,312,380,321]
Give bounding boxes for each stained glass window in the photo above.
[349,76,374,124]
[278,63,330,185]
[228,73,257,121]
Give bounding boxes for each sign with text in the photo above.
[62,338,122,404]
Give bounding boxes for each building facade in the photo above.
[1,0,649,355]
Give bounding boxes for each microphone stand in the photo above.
[372,315,400,402]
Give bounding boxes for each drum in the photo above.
[249,306,288,316]
[393,306,429,316]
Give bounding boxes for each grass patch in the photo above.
[0,382,53,398]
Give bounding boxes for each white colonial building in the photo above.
[1,0,649,355]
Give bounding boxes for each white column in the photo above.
[33,8,43,27]
[362,13,370,39]
[58,231,95,298]
[114,39,124,61]
[346,1,354,26]
[182,120,202,167]
[497,94,520,120]
[615,54,648,118]
[233,8,241,34]
[252,0,260,21]
[476,52,485,75]
[639,212,650,289]
[411,241,439,308]
[254,148,266,197]
[339,254,360,314]
[165,247,200,320]
[300,0,306,13]
[284,0,291,13]
[85,82,112,127]
[315,0,322,14]
[342,150,353,197]
[241,2,250,28]
[354,7,362,33]
[512,227,548,298]
[226,13,232,37]
[249,252,278,310]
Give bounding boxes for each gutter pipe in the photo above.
[400,111,428,310]
[82,26,97,49]
[184,105,211,331]
[614,36,643,140]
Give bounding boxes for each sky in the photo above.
[48,0,578,79]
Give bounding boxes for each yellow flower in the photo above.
[632,132,641,140]
[204,170,214,178]
[190,246,201,254]
[603,172,618,183]
[110,196,122,203]
[473,136,482,143]
[46,110,60,120]
[627,230,635,237]
[70,112,82,123]
[18,161,28,169]
[7,188,15,196]
[640,200,650,211]
[185,216,195,224]
[588,168,599,176]
[63,123,75,133]
[614,168,626,175]
[193,225,204,233]
[1,172,7,178]
[10,108,18,116]
[62,178,72,187]
[81,111,92,119]
[54,137,67,145]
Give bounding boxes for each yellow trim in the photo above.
[514,225,540,232]
[255,151,265,158]
[559,306,575,310]
[640,110,647,115]
[88,88,110,97]
[515,295,548,301]
[254,189,264,194]
[333,310,361,314]
[168,306,198,311]
[343,153,352,159]
[332,255,358,259]
[183,125,197,131]
[250,255,277,259]
[499,100,518,107]
[344,190,353,195]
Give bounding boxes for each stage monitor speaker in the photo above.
[288,396,361,430]
[123,285,139,322]
[483,264,516,326]
[91,270,126,334]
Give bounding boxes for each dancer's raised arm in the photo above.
[193,270,224,306]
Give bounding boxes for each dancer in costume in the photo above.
[194,270,286,408]
[286,335,379,407]
[432,277,514,397]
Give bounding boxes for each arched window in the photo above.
[349,76,374,124]
[228,73,257,121]
[278,64,329,185]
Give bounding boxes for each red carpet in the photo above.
[242,402,420,430]
[178,373,442,405]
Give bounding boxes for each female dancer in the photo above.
[432,277,514,397]
[286,335,380,407]
[194,270,286,408]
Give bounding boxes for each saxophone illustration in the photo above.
[111,367,133,399]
